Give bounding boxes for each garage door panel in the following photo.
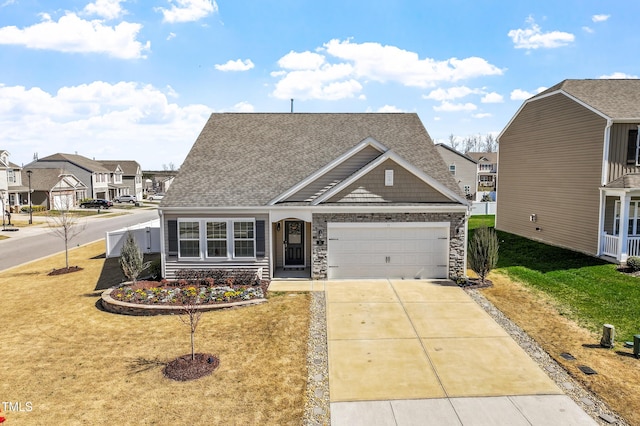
[327,223,449,279]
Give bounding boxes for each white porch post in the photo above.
[619,193,631,262]
[597,190,605,256]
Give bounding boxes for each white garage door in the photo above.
[53,194,74,210]
[327,222,449,279]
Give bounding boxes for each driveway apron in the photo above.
[326,279,597,425]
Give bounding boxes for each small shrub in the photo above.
[626,256,640,272]
[148,259,162,280]
[468,226,499,284]
[119,231,150,284]
[21,205,46,213]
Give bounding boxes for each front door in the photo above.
[284,220,305,266]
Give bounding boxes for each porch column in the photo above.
[619,193,631,262]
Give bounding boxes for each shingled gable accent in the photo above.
[268,137,388,205]
[312,150,467,205]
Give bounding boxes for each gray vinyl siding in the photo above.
[607,123,640,182]
[496,93,607,256]
[163,212,270,280]
[435,146,477,198]
[285,145,382,202]
[327,159,452,203]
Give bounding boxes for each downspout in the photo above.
[597,119,613,256]
[158,208,166,279]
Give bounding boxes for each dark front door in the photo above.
[284,220,305,266]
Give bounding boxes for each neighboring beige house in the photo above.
[21,168,88,210]
[159,113,469,281]
[0,150,29,213]
[466,151,498,200]
[99,160,144,201]
[435,144,477,200]
[497,79,640,262]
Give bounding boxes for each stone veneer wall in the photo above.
[311,212,467,280]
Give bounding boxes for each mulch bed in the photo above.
[164,353,219,381]
[48,266,83,276]
[458,278,493,290]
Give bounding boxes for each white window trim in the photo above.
[178,218,256,260]
[449,164,456,175]
[635,125,640,167]
[178,220,201,259]
[614,200,640,236]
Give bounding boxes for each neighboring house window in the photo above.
[179,221,200,257]
[449,164,456,175]
[479,164,493,172]
[7,170,14,183]
[206,221,227,257]
[627,129,639,165]
[464,185,471,195]
[614,200,640,235]
[234,221,255,257]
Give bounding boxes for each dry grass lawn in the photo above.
[0,241,310,425]
[482,272,640,426]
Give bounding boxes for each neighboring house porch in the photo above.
[600,174,640,261]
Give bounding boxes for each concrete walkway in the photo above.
[269,279,597,425]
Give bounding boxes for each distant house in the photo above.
[99,160,143,201]
[21,168,88,210]
[26,153,111,200]
[0,150,28,212]
[466,152,498,201]
[159,113,469,281]
[497,79,640,262]
[435,144,477,200]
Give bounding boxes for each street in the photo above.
[0,207,160,272]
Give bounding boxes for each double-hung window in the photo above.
[206,221,227,257]
[233,221,255,258]
[178,221,200,257]
[449,164,456,175]
[627,129,640,165]
[614,200,640,236]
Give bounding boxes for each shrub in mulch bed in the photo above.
[164,353,219,381]
[457,278,493,289]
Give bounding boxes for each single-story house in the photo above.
[159,113,469,280]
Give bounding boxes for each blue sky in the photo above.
[0,0,638,170]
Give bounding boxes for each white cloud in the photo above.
[231,101,254,112]
[215,59,255,72]
[508,16,574,49]
[510,89,534,100]
[582,26,594,34]
[278,51,326,70]
[424,86,480,101]
[0,81,212,169]
[481,92,503,103]
[1,0,16,7]
[472,113,492,118]
[600,72,639,79]
[592,14,610,22]
[83,0,126,20]
[157,0,218,23]
[433,101,477,112]
[0,12,149,59]
[272,39,503,100]
[376,105,404,113]
[166,32,176,40]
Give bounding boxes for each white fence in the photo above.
[105,219,161,258]
[470,202,497,216]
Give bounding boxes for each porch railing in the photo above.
[601,233,640,258]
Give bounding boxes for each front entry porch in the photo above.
[599,186,640,262]
[272,218,312,280]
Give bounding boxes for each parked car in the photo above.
[80,199,113,209]
[148,193,164,201]
[114,194,137,203]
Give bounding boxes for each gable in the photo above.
[274,141,384,203]
[323,158,456,204]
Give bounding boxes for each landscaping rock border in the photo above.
[100,287,267,316]
[467,289,629,426]
[303,292,330,426]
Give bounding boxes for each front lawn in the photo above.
[0,241,309,424]
[469,215,640,341]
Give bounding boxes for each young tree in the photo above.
[468,226,499,284]
[119,231,150,284]
[178,287,203,361]
[47,193,86,271]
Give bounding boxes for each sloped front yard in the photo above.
[0,241,310,424]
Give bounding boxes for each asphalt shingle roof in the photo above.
[37,153,111,173]
[534,79,640,120]
[99,160,141,176]
[163,113,463,207]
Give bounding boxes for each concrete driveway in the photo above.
[272,279,597,425]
